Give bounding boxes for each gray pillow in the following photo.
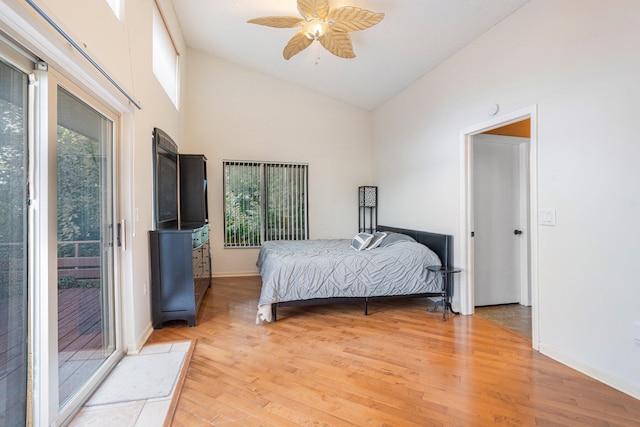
[350,232,373,251]
[377,232,416,248]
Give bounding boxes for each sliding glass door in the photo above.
[56,87,116,407]
[0,37,122,424]
[0,57,28,427]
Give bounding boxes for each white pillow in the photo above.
[351,232,373,251]
[365,232,387,250]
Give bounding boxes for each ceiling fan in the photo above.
[248,0,384,60]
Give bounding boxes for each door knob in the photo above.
[514,229,522,235]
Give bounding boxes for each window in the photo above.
[105,0,122,19]
[224,161,309,247]
[152,2,179,107]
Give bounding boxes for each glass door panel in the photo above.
[56,87,114,406]
[0,59,28,426]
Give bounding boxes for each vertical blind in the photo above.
[224,161,308,247]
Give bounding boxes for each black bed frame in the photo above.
[270,225,455,322]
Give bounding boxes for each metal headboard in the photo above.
[376,225,453,289]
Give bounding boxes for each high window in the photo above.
[152,2,179,107]
[224,162,309,247]
[105,0,122,19]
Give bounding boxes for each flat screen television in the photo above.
[153,128,179,230]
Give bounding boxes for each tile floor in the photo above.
[69,340,191,427]
[474,303,532,340]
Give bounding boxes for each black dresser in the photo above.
[149,225,211,328]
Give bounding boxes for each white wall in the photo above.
[183,49,373,275]
[5,0,189,351]
[372,0,640,397]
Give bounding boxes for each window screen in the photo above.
[224,161,308,247]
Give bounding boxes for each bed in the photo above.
[256,225,454,323]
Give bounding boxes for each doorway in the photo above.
[473,132,530,307]
[473,129,531,340]
[460,106,539,348]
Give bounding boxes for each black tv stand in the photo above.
[149,225,211,328]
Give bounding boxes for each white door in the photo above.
[473,134,526,306]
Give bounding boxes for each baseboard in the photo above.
[539,344,640,400]
[212,272,260,278]
[127,321,154,354]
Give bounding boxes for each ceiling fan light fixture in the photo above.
[302,18,328,40]
[248,0,384,60]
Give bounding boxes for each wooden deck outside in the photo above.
[1,284,106,414]
[57,286,105,403]
[0,293,27,425]
[1,247,105,416]
[148,276,640,426]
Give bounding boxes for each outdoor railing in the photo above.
[57,240,101,280]
[0,241,101,281]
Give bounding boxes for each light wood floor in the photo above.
[147,276,640,426]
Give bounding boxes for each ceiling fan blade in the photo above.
[328,7,384,32]
[319,31,355,59]
[297,0,330,20]
[247,16,304,28]
[283,32,313,60]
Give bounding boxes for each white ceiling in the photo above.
[171,0,529,111]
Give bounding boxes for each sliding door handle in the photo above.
[117,220,126,250]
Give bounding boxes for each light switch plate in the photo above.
[539,209,556,226]
[635,321,640,344]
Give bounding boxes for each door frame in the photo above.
[459,105,540,349]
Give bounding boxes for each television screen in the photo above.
[153,128,179,229]
[157,151,178,222]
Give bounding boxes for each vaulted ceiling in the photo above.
[171,0,530,110]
